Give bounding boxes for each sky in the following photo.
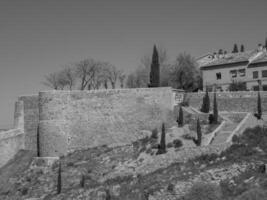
[0,0,267,127]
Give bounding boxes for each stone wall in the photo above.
[39,87,175,156]
[187,91,267,112]
[0,100,25,168]
[18,95,39,153]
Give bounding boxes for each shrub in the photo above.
[193,118,202,146]
[80,175,85,188]
[151,128,158,139]
[200,90,210,113]
[177,106,184,127]
[173,139,183,148]
[232,135,240,143]
[167,183,175,192]
[156,123,167,155]
[209,114,214,124]
[183,182,222,200]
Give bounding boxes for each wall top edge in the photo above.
[0,129,24,141]
[38,87,173,94]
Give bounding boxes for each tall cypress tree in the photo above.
[240,44,245,52]
[177,106,184,127]
[257,91,262,119]
[196,118,202,146]
[149,45,160,87]
[200,90,210,113]
[232,44,239,53]
[157,123,166,154]
[37,125,40,157]
[213,92,218,124]
[57,162,62,194]
[265,38,267,49]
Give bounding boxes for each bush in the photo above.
[173,139,183,148]
[183,182,222,200]
[232,135,240,143]
[193,118,202,146]
[181,93,190,107]
[213,92,218,124]
[57,162,62,194]
[209,114,214,124]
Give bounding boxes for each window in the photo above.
[216,72,221,80]
[253,71,259,79]
[230,70,237,78]
[262,70,267,78]
[238,69,246,77]
[253,86,259,91]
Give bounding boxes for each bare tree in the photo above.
[43,72,60,90]
[42,71,70,90]
[170,52,201,91]
[107,64,121,89]
[118,71,126,88]
[60,64,76,90]
[75,59,98,90]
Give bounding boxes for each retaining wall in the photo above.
[18,95,39,152]
[188,91,267,112]
[39,87,174,156]
[0,100,25,168]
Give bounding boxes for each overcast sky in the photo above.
[0,0,267,127]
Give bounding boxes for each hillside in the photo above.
[1,125,267,200]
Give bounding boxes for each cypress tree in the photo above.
[213,92,218,124]
[240,44,245,52]
[57,162,62,194]
[257,91,262,119]
[80,175,85,188]
[177,106,184,127]
[148,45,160,87]
[37,125,40,157]
[196,118,202,146]
[157,123,166,154]
[265,38,267,49]
[232,44,238,53]
[200,90,210,113]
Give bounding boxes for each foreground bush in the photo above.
[182,182,222,200]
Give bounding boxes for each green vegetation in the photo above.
[177,106,184,127]
[257,91,262,119]
[37,125,40,157]
[156,123,166,154]
[193,118,202,146]
[240,44,245,52]
[200,90,210,113]
[57,162,62,194]
[151,128,158,139]
[148,45,160,87]
[232,44,239,53]
[213,92,218,124]
[173,139,183,148]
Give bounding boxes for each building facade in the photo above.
[200,48,267,91]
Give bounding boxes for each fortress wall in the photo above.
[0,100,25,168]
[18,95,39,153]
[187,91,267,112]
[39,87,174,156]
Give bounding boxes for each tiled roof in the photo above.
[200,50,257,69]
